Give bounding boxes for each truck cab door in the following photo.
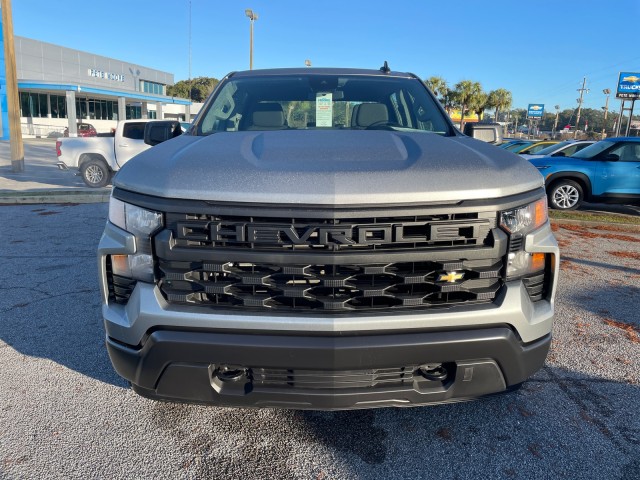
[595,142,640,196]
[115,122,149,167]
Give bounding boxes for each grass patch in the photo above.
[549,209,640,225]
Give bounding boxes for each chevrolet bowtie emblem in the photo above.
[437,272,464,283]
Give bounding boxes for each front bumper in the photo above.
[107,326,550,410]
[98,215,559,409]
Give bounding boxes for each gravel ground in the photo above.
[0,204,638,480]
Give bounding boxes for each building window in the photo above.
[19,92,48,118]
[140,80,165,95]
[126,105,142,119]
[50,95,67,118]
[76,98,118,120]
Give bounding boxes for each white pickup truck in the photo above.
[56,119,183,187]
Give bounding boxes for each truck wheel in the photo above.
[548,179,583,210]
[81,159,111,188]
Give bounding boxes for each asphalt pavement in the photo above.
[1,204,639,479]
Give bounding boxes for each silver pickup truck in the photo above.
[56,119,181,187]
[98,67,559,410]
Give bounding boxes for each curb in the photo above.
[0,189,110,205]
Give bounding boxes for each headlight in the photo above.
[500,197,548,280]
[108,197,163,282]
[500,197,547,235]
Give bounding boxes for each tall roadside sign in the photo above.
[615,72,639,136]
[1,0,24,171]
[526,104,544,139]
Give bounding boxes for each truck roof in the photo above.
[231,67,416,78]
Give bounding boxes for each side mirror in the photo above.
[463,123,504,145]
[603,153,619,162]
[144,121,182,146]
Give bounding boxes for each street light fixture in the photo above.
[245,9,258,70]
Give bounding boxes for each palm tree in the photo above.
[424,76,448,102]
[470,92,489,122]
[487,89,512,122]
[454,80,482,129]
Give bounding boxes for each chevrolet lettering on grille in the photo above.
[175,220,490,247]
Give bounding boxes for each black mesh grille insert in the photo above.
[158,258,503,312]
[252,366,417,389]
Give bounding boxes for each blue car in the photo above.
[530,137,640,210]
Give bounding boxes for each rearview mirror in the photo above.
[144,121,182,146]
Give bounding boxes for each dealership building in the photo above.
[1,28,193,140]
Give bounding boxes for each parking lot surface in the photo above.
[1,203,638,479]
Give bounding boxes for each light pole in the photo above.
[553,105,560,137]
[245,9,258,70]
[601,89,610,139]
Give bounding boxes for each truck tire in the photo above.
[548,179,583,210]
[81,159,111,188]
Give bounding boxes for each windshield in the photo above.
[572,141,615,159]
[534,141,572,156]
[505,142,533,153]
[196,74,453,136]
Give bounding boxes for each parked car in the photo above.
[500,140,536,152]
[530,137,640,210]
[516,141,558,155]
[520,140,594,160]
[63,123,97,137]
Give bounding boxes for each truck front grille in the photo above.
[157,258,503,311]
[153,205,507,313]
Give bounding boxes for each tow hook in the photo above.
[418,364,449,381]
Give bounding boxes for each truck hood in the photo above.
[114,130,544,205]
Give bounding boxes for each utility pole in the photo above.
[574,77,589,139]
[1,0,25,172]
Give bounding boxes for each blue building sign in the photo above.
[527,104,545,119]
[616,72,640,99]
[1,13,8,141]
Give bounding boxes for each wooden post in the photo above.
[1,0,24,172]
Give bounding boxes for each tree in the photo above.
[487,89,512,123]
[469,92,488,122]
[453,80,482,129]
[167,76,220,102]
[424,76,448,102]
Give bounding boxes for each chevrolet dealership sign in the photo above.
[616,72,640,99]
[527,104,545,118]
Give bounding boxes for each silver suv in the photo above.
[98,68,559,409]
